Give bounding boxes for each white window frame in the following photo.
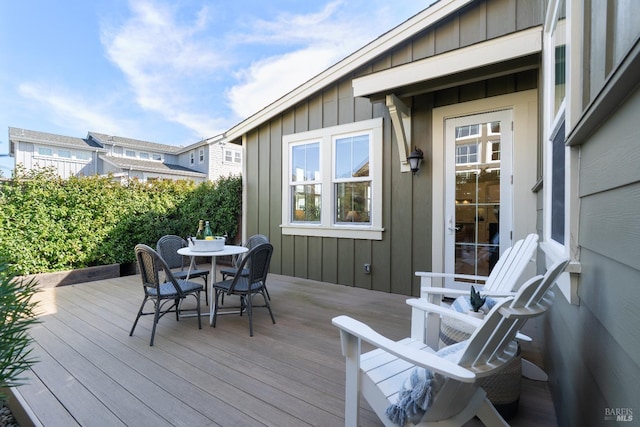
[37,146,53,157]
[333,132,373,225]
[125,150,136,158]
[75,151,91,161]
[455,142,480,165]
[281,118,383,240]
[57,149,72,158]
[542,0,582,304]
[486,140,500,163]
[190,151,195,165]
[224,148,241,165]
[199,148,205,163]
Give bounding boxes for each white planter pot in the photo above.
[468,310,485,319]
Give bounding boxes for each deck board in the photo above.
[13,273,556,426]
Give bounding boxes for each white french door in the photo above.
[443,110,513,289]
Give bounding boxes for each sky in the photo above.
[0,0,434,176]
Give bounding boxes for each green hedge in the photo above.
[0,166,242,275]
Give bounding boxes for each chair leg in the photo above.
[205,276,209,306]
[196,291,202,329]
[212,289,220,328]
[246,292,254,336]
[150,299,161,346]
[129,296,148,337]
[476,397,509,426]
[263,289,275,324]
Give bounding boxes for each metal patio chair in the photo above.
[212,243,275,336]
[157,234,209,304]
[130,244,203,346]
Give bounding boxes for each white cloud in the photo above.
[97,0,430,135]
[228,47,340,119]
[225,1,426,120]
[101,0,227,136]
[18,83,126,135]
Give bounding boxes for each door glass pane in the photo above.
[454,121,502,277]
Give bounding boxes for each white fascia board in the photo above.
[225,0,473,141]
[353,26,543,97]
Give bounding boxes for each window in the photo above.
[544,0,568,247]
[334,134,371,224]
[487,121,501,135]
[75,151,91,161]
[125,150,136,158]
[282,118,383,239]
[139,152,149,159]
[456,143,479,164]
[57,149,71,158]
[542,0,580,303]
[37,147,53,156]
[190,151,195,165]
[199,148,205,163]
[487,141,500,162]
[224,148,241,164]
[152,153,162,161]
[456,124,480,139]
[550,122,565,244]
[291,142,321,222]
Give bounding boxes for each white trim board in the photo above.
[353,27,542,98]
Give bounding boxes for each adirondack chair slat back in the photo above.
[486,233,538,293]
[459,258,569,368]
[526,258,570,306]
[454,297,519,368]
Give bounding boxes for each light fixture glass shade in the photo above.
[407,147,424,174]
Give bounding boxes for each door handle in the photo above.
[447,216,456,234]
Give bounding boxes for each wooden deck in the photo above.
[11,272,557,426]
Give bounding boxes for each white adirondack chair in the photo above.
[415,233,538,352]
[332,265,562,426]
[417,233,539,302]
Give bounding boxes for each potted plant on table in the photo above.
[469,285,487,318]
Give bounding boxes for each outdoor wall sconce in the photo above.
[407,147,424,175]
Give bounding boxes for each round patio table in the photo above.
[178,245,248,326]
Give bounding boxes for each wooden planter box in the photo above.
[21,263,137,288]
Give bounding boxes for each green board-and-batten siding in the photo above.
[243,71,537,294]
[541,85,640,427]
[240,0,543,295]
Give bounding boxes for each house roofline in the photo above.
[225,0,472,141]
[175,133,225,154]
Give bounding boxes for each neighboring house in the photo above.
[224,1,639,426]
[7,127,242,183]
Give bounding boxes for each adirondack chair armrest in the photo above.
[407,298,484,327]
[332,315,476,382]
[417,287,515,298]
[407,298,532,342]
[500,292,555,319]
[416,271,489,282]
